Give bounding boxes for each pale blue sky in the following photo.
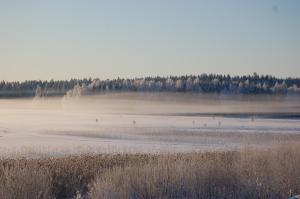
[0,0,299,81]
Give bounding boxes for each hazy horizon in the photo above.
[1,0,300,81]
[1,72,299,82]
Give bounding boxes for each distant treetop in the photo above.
[1,74,300,98]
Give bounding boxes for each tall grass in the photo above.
[1,143,300,199]
[0,154,152,199]
[90,144,300,199]
[0,163,52,199]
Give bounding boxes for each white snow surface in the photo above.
[0,93,300,157]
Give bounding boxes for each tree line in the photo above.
[1,74,300,98]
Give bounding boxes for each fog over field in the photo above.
[0,93,299,157]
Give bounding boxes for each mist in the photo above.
[0,93,300,157]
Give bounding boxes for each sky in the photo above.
[0,0,299,81]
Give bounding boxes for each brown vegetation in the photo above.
[0,154,151,199]
[1,143,300,199]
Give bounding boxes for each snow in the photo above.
[0,93,299,157]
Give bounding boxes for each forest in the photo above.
[1,73,300,98]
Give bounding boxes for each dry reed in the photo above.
[0,143,300,199]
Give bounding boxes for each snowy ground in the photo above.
[0,93,300,157]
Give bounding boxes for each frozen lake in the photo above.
[0,93,300,157]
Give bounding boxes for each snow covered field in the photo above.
[0,93,300,157]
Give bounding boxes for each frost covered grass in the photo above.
[1,143,300,199]
[89,144,300,199]
[0,154,150,199]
